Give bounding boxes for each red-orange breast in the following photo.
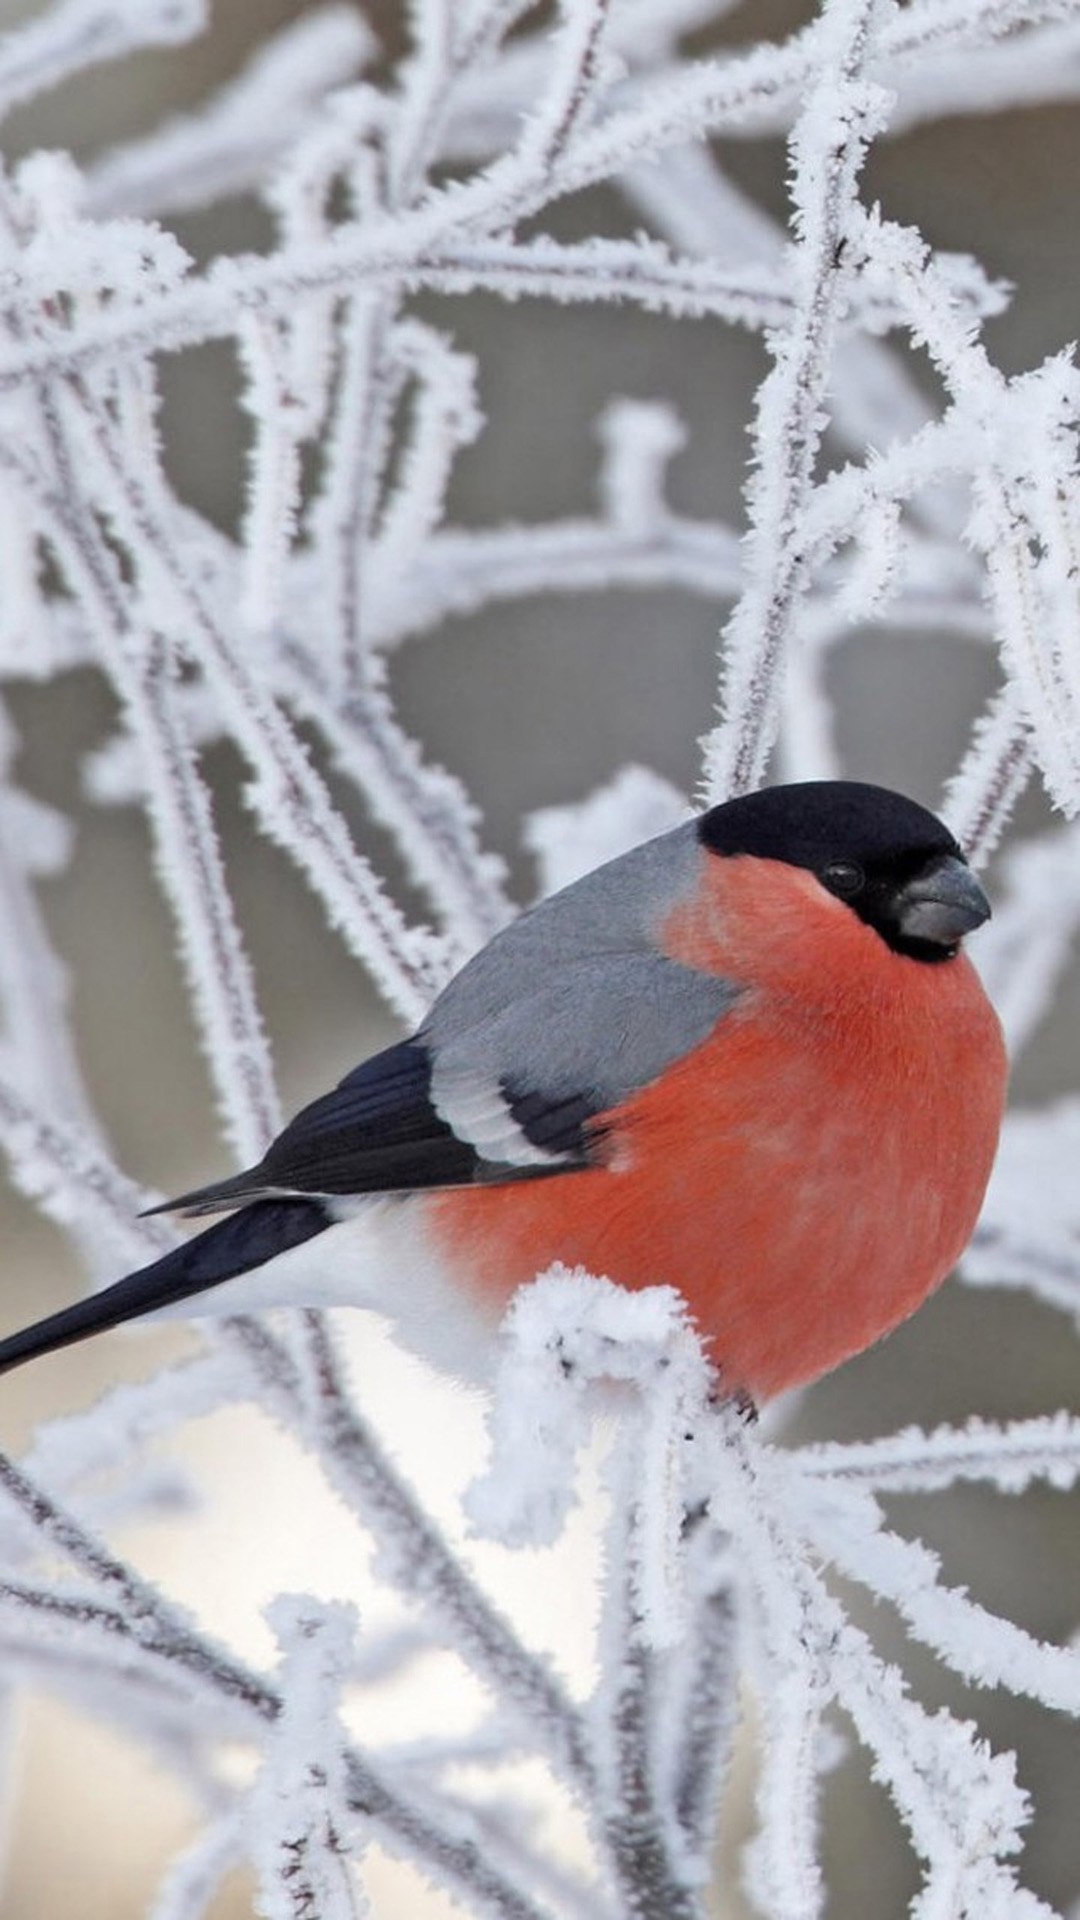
[426,850,1006,1400]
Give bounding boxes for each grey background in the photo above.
[0,1,1077,1914]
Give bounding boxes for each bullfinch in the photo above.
[0,781,1006,1402]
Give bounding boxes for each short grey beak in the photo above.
[896,854,991,948]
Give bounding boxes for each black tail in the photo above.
[0,1199,330,1376]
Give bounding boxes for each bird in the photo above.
[0,780,1006,1403]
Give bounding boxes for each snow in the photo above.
[0,0,1078,1911]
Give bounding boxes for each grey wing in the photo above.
[160,818,739,1211]
[422,820,741,1170]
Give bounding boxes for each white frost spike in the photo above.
[797,1412,1080,1497]
[970,824,1080,1058]
[795,1471,1080,1715]
[469,1271,711,1646]
[0,755,107,1221]
[0,471,45,669]
[465,1265,607,1547]
[597,398,687,534]
[0,789,72,879]
[525,764,688,896]
[834,1630,1048,1919]
[973,365,1080,818]
[0,0,206,124]
[23,1352,239,1502]
[11,148,84,226]
[702,0,893,802]
[944,683,1032,870]
[834,494,902,621]
[11,209,191,309]
[373,322,483,589]
[741,1662,828,1920]
[518,0,615,176]
[710,1419,1054,1919]
[869,212,1080,818]
[148,1815,244,1920]
[621,1312,716,1649]
[238,316,305,638]
[249,1597,367,1920]
[777,619,840,782]
[88,7,376,220]
[966,1100,1080,1324]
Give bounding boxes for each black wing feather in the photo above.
[260,1038,478,1192]
[500,1082,604,1155]
[158,1037,601,1219]
[160,1038,491,1215]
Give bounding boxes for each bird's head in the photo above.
[697,781,990,963]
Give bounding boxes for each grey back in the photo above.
[423,822,741,1165]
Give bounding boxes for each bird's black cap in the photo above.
[697,780,960,871]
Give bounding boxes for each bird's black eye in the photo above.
[821,860,865,898]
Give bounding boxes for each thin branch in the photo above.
[701,0,887,801]
[0,1454,550,1919]
[518,0,615,177]
[292,1314,595,1791]
[0,0,203,124]
[62,382,453,1019]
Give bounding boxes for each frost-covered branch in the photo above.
[701,0,890,800]
[0,0,205,123]
[0,0,1078,1910]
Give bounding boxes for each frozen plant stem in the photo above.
[295,1313,595,1791]
[702,0,887,802]
[0,0,1078,1910]
[0,1450,551,1920]
[598,1504,703,1920]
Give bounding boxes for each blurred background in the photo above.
[0,0,1078,1913]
